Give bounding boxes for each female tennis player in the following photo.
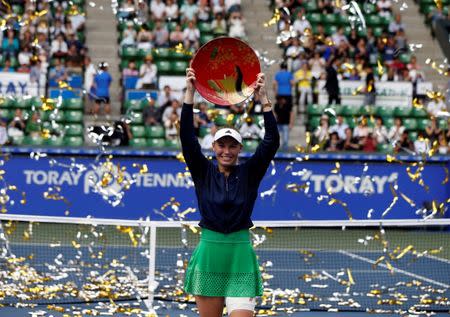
[180,67,280,317]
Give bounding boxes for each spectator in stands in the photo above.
[165,0,179,21]
[426,97,446,117]
[292,9,311,36]
[211,13,227,35]
[153,20,170,48]
[50,33,68,58]
[314,115,330,144]
[295,63,313,108]
[0,119,7,146]
[92,62,112,117]
[388,117,405,143]
[64,21,76,39]
[164,111,179,140]
[121,22,137,48]
[324,59,341,105]
[7,109,26,139]
[183,20,201,50]
[353,117,371,141]
[194,102,211,132]
[274,96,294,151]
[395,131,414,153]
[382,37,396,65]
[425,116,442,143]
[2,29,19,59]
[30,57,42,84]
[151,0,166,20]
[136,0,150,24]
[407,55,423,83]
[53,5,66,24]
[69,5,86,32]
[228,12,246,39]
[21,29,33,49]
[332,27,348,47]
[170,24,184,46]
[137,24,154,50]
[437,132,449,155]
[364,66,376,106]
[373,117,389,144]
[123,60,139,77]
[111,120,132,146]
[162,99,182,124]
[273,62,294,108]
[381,67,399,81]
[389,13,405,35]
[329,115,348,140]
[429,7,444,35]
[158,85,176,108]
[143,98,160,126]
[18,45,32,68]
[362,133,377,152]
[213,0,226,15]
[50,20,66,40]
[395,29,407,52]
[200,123,217,150]
[26,112,42,137]
[1,59,15,72]
[49,58,68,83]
[342,127,360,151]
[240,116,263,140]
[325,132,341,152]
[377,0,392,18]
[309,51,326,80]
[67,32,84,54]
[66,44,83,71]
[285,38,303,72]
[197,0,212,22]
[180,0,199,23]
[414,131,430,154]
[136,55,158,89]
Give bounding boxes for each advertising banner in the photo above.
[2,153,448,221]
[0,72,41,96]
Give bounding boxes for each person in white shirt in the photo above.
[427,98,446,117]
[309,51,326,79]
[373,117,389,144]
[69,5,86,31]
[414,131,430,154]
[164,0,179,20]
[329,115,348,140]
[136,55,158,89]
[150,0,166,20]
[0,119,8,145]
[162,99,182,124]
[331,27,348,47]
[377,0,392,18]
[239,117,264,140]
[314,115,330,143]
[228,13,246,39]
[292,10,311,35]
[183,20,200,50]
[353,118,371,139]
[200,124,218,150]
[50,33,68,57]
[388,117,405,142]
[180,0,199,22]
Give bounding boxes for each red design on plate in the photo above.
[191,37,261,106]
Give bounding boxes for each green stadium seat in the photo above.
[24,135,44,146]
[306,13,321,24]
[359,105,375,116]
[15,97,31,109]
[345,117,357,129]
[409,131,418,141]
[198,21,212,34]
[121,46,138,59]
[325,25,337,36]
[394,107,412,117]
[200,34,214,45]
[403,118,417,130]
[165,139,179,149]
[145,125,165,138]
[64,111,83,123]
[307,104,326,116]
[10,135,24,145]
[243,139,259,152]
[303,0,318,11]
[171,60,189,75]
[379,16,391,27]
[65,124,84,136]
[337,15,350,25]
[169,48,192,60]
[214,115,228,126]
[63,98,83,110]
[124,100,143,111]
[341,105,359,116]
[308,116,321,130]
[138,48,153,59]
[131,125,146,138]
[416,118,430,130]
[399,53,411,64]
[45,136,64,146]
[29,97,42,108]
[52,111,65,123]
[130,112,144,125]
[322,14,337,25]
[199,126,211,138]
[438,118,449,130]
[363,2,377,14]
[153,47,170,60]
[147,138,166,148]
[167,21,179,32]
[0,109,12,120]
[375,106,395,118]
[383,117,395,129]
[411,107,428,118]
[377,143,393,153]
[130,138,147,147]
[64,136,84,146]
[3,97,16,108]
[373,27,383,37]
[366,15,382,26]
[155,60,171,75]
[120,59,130,70]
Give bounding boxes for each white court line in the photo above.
[267,268,386,273]
[425,254,450,265]
[339,250,450,289]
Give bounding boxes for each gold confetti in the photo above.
[442,167,449,185]
[377,60,384,76]
[396,245,414,259]
[263,8,281,27]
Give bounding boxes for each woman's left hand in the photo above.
[254,73,269,104]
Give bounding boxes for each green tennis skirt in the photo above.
[184,228,263,297]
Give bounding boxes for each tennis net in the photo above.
[0,215,449,315]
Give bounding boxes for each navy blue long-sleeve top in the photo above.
[180,103,280,234]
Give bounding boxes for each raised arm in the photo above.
[179,68,210,182]
[246,73,280,183]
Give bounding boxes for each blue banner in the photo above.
[1,151,449,221]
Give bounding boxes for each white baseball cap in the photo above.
[213,128,242,145]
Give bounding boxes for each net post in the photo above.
[145,222,158,315]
